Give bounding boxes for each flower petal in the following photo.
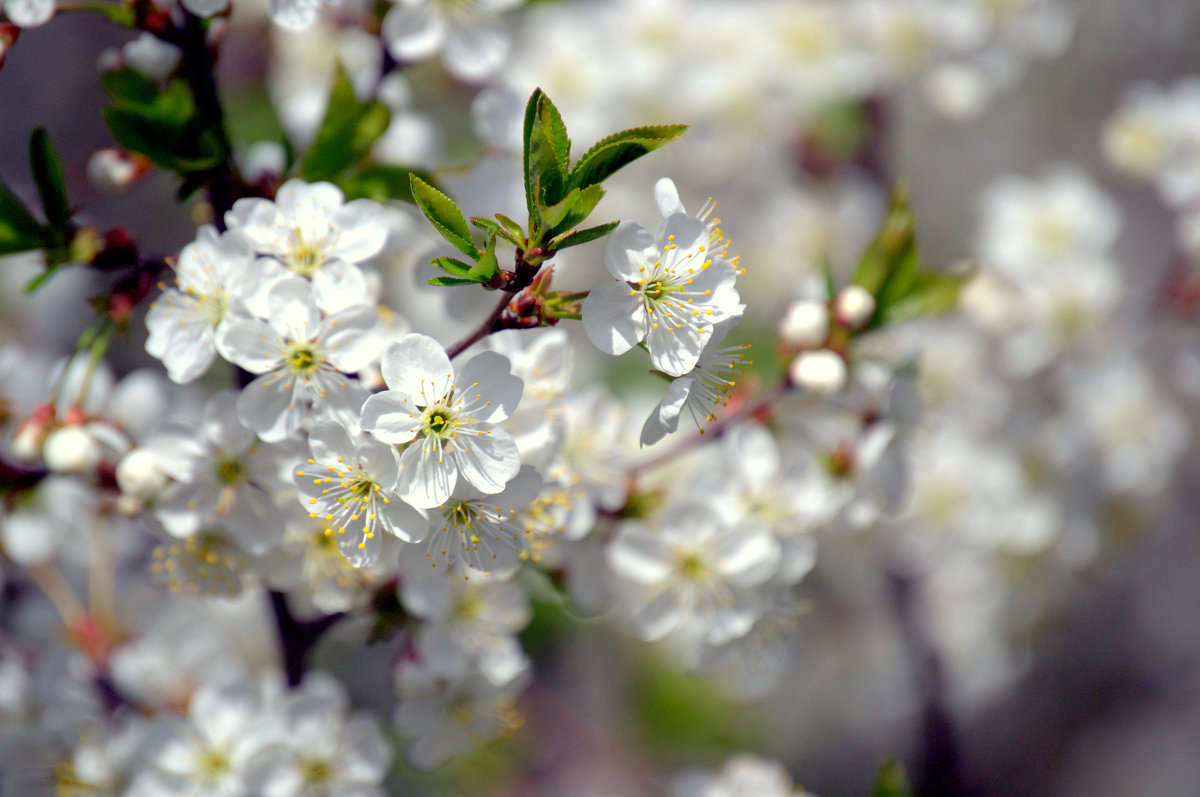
[380,334,453,405]
[603,220,658,281]
[454,428,520,495]
[582,281,647,356]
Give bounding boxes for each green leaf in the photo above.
[29,129,71,231]
[567,124,687,192]
[470,217,500,236]
[548,220,618,250]
[876,271,966,326]
[410,175,480,260]
[101,68,159,106]
[428,275,483,287]
[872,760,913,797]
[297,63,391,181]
[430,256,475,279]
[853,190,916,297]
[0,180,49,256]
[524,89,570,222]
[468,232,500,282]
[103,105,222,173]
[494,213,526,242]
[335,163,434,204]
[539,183,604,240]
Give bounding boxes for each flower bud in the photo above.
[834,285,875,330]
[122,32,180,80]
[10,403,55,462]
[87,149,150,193]
[42,426,101,474]
[778,300,829,348]
[789,349,847,396]
[116,448,168,500]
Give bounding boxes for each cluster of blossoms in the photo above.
[1103,77,1200,266]
[4,0,1195,793]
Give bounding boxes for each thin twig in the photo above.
[268,590,344,687]
[445,288,518,360]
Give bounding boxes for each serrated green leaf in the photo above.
[411,175,480,260]
[521,89,545,220]
[539,183,604,240]
[298,63,391,181]
[430,256,475,278]
[548,220,618,250]
[872,760,913,797]
[29,128,71,231]
[0,179,49,256]
[336,163,433,204]
[470,217,500,235]
[494,213,526,242]
[101,68,159,106]
[468,233,500,281]
[428,275,483,287]
[567,124,687,192]
[525,90,569,221]
[876,271,966,326]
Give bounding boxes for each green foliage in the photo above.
[297,64,391,182]
[101,70,226,194]
[336,163,433,204]
[29,128,71,233]
[0,180,47,257]
[547,221,618,250]
[518,89,686,252]
[0,129,80,292]
[852,190,964,329]
[566,124,688,194]
[411,175,480,260]
[411,175,504,286]
[872,759,913,797]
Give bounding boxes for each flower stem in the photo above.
[179,11,236,229]
[268,590,344,687]
[445,288,518,360]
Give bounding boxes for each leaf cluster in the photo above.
[0,128,78,291]
[413,88,686,288]
[851,189,966,329]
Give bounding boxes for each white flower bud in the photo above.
[42,426,101,474]
[239,141,286,185]
[778,300,829,348]
[122,32,181,80]
[789,349,847,396]
[10,424,43,462]
[87,149,143,192]
[116,448,168,500]
[834,285,875,330]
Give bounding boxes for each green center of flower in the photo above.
[215,458,245,486]
[300,757,333,785]
[642,280,665,301]
[288,239,323,277]
[285,343,320,376]
[423,404,458,437]
[198,748,232,781]
[678,551,708,581]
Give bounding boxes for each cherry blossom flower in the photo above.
[583,213,743,377]
[361,333,523,509]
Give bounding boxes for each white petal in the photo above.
[382,2,447,62]
[216,319,283,374]
[653,177,686,218]
[455,351,522,423]
[454,428,520,495]
[237,373,300,441]
[442,23,509,82]
[645,314,706,377]
[4,0,53,25]
[361,392,423,445]
[306,420,355,466]
[380,334,452,404]
[607,524,672,585]
[267,0,321,30]
[603,221,658,281]
[311,260,370,315]
[640,377,691,446]
[713,528,780,588]
[397,437,456,508]
[656,213,708,261]
[582,282,647,355]
[633,587,682,641]
[321,305,382,373]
